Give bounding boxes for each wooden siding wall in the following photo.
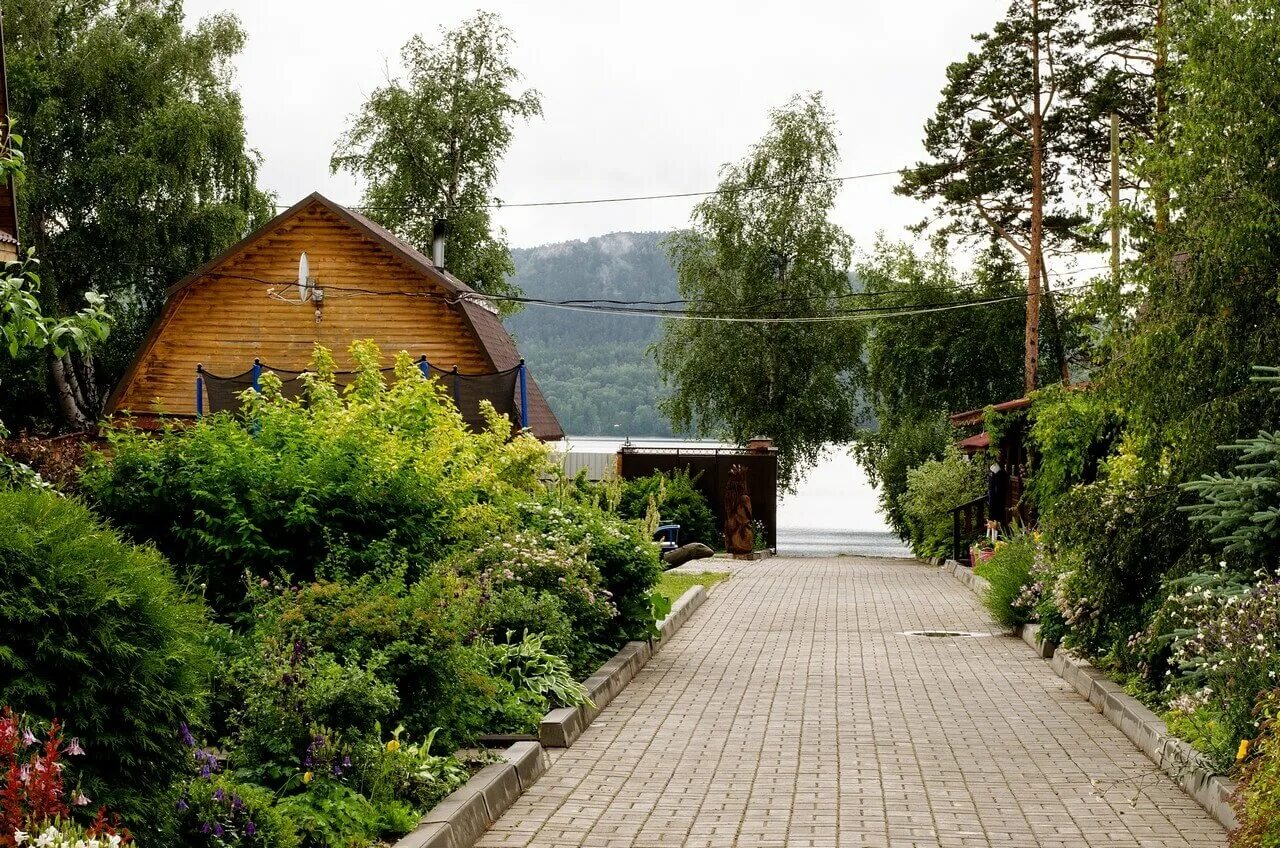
[114,203,491,417]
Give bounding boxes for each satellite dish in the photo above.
[297,252,311,302]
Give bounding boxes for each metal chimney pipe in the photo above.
[432,219,447,269]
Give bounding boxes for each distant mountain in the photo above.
[507,232,677,437]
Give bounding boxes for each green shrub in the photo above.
[1231,689,1280,848]
[974,530,1037,630]
[176,774,300,848]
[479,586,574,662]
[901,446,984,559]
[1042,476,1193,663]
[446,525,616,675]
[0,488,213,837]
[81,342,552,618]
[514,498,662,650]
[618,470,717,547]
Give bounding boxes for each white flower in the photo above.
[14,831,29,845]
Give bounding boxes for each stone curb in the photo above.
[940,560,1238,831]
[391,740,550,848]
[540,584,708,748]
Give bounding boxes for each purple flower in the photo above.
[176,798,189,812]
[213,824,224,837]
[20,729,36,747]
[200,765,211,778]
[214,788,224,802]
[201,822,212,834]
[341,756,351,768]
[179,723,196,747]
[231,795,243,811]
[245,821,257,837]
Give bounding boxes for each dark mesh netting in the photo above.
[199,362,523,432]
[436,365,521,432]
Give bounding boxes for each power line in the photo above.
[275,152,1023,213]
[200,264,1107,323]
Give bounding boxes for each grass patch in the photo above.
[656,570,730,603]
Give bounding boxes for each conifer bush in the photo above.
[0,488,212,836]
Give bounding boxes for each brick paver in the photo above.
[477,557,1226,847]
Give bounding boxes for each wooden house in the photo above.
[106,193,564,440]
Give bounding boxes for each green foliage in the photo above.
[654,93,864,488]
[446,523,618,675]
[177,774,300,848]
[486,631,591,711]
[850,240,1028,540]
[3,0,272,428]
[251,571,495,754]
[974,530,1037,630]
[1181,367,1280,572]
[82,342,552,617]
[1232,689,1280,848]
[1024,384,1121,512]
[273,778,385,848]
[618,470,717,547]
[901,446,985,559]
[1043,476,1192,662]
[356,725,469,815]
[0,488,213,837]
[516,498,663,648]
[896,0,1094,257]
[331,11,540,312]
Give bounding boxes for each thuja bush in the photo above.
[0,489,212,837]
[83,342,551,617]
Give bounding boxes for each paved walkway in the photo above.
[477,557,1226,848]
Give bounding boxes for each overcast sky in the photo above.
[182,0,1001,251]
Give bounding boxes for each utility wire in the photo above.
[200,266,1106,323]
[277,151,1024,213]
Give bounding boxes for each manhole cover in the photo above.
[900,630,992,638]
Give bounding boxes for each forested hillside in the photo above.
[508,232,676,436]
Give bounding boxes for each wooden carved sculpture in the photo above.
[723,463,754,555]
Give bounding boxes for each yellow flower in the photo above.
[385,739,401,753]
[1237,739,1251,761]
[303,770,314,784]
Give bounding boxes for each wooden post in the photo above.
[1025,0,1044,395]
[1110,112,1121,281]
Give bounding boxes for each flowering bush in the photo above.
[1,709,130,848]
[450,527,617,674]
[175,775,296,848]
[1231,689,1280,848]
[1141,569,1280,769]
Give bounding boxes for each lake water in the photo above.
[557,438,912,559]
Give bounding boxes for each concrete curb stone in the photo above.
[394,581,714,848]
[940,562,1239,832]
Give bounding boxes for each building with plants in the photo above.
[105,193,562,440]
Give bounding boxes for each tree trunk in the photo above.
[1025,0,1045,395]
[49,353,89,430]
[1153,0,1170,235]
[1039,263,1071,385]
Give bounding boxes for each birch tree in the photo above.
[654,93,864,487]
